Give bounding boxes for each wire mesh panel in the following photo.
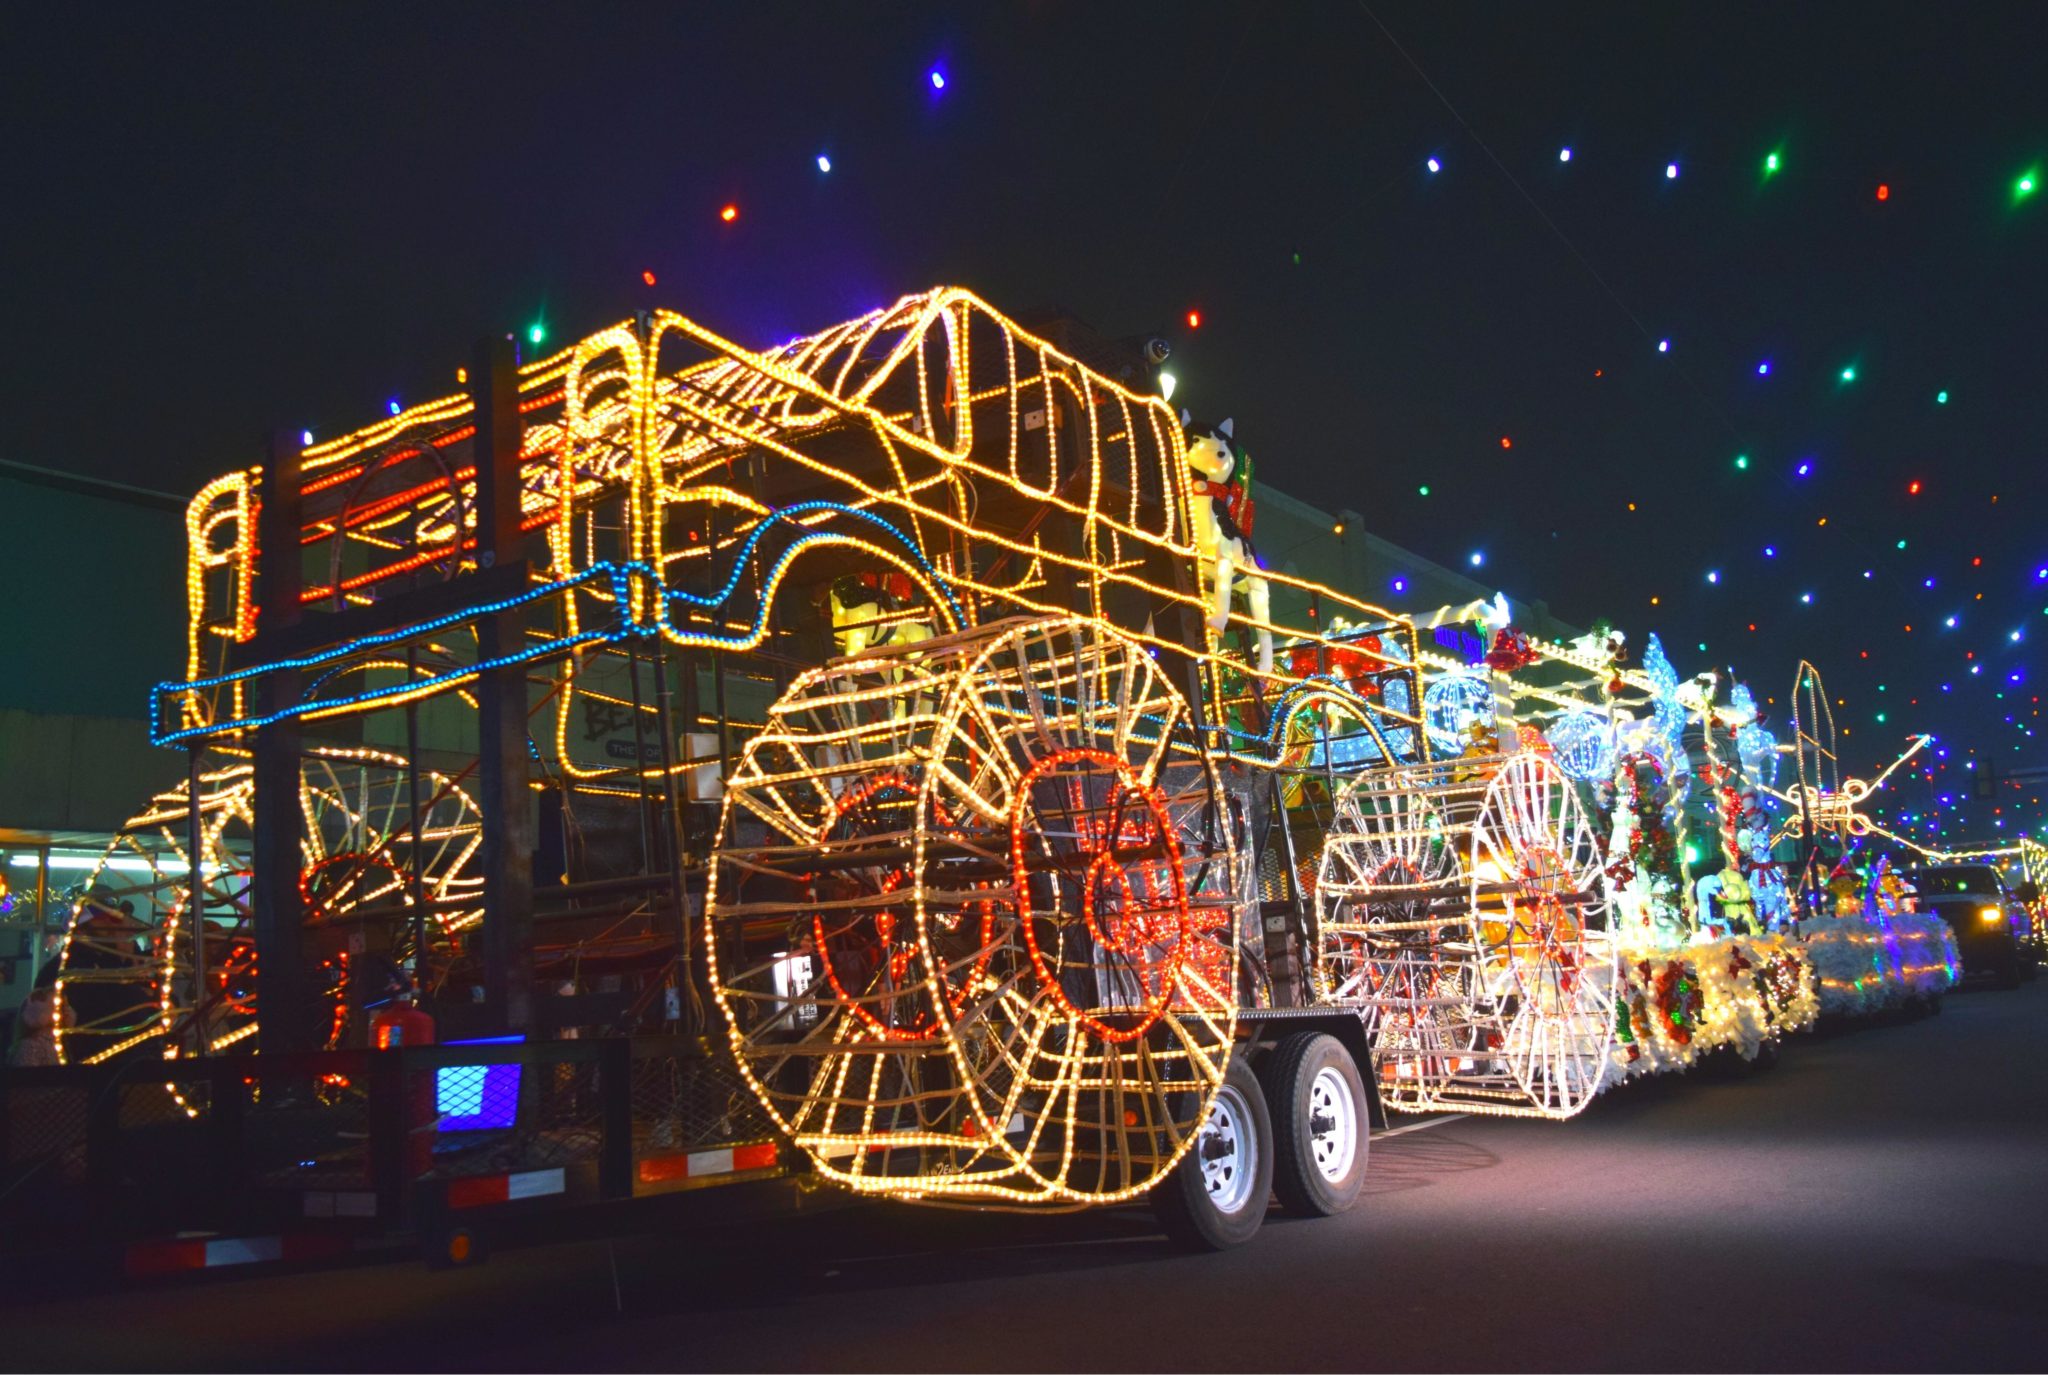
[629,1048,774,1155]
[1,1078,93,1190]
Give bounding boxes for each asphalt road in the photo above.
[11,981,2048,1373]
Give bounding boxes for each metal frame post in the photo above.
[474,337,535,1033]
[404,641,428,992]
[187,746,207,1054]
[252,426,310,1053]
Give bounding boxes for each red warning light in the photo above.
[1876,184,1890,201]
[1186,310,1201,329]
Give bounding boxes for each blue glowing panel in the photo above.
[437,1035,523,1132]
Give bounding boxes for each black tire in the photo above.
[1152,1056,1273,1251]
[1259,1032,1369,1217]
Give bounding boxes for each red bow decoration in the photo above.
[1484,626,1539,673]
[855,570,917,604]
[1194,477,1257,539]
[1289,636,1388,695]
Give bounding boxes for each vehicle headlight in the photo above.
[1979,905,2005,924]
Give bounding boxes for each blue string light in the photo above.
[152,504,958,747]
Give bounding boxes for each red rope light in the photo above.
[1008,747,1191,1043]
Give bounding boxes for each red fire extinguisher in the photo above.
[371,992,437,1179]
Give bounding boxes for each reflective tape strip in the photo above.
[124,1232,346,1278]
[124,1241,207,1278]
[688,1148,734,1176]
[637,1141,778,1184]
[448,1167,566,1210]
[205,1236,283,1267]
[734,1141,778,1171]
[505,1167,565,1201]
[638,1153,690,1184]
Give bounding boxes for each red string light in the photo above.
[1009,747,1191,1045]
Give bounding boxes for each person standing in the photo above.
[7,987,59,1066]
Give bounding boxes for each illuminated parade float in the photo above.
[25,287,1982,1260]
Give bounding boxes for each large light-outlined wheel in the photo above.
[709,615,1241,1205]
[1469,752,1617,1117]
[54,747,483,1071]
[926,616,1239,1204]
[707,641,962,1191]
[1311,768,1469,1110]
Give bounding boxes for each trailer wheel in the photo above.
[1152,1056,1272,1251]
[1260,1032,1368,1217]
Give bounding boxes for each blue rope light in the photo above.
[152,504,956,747]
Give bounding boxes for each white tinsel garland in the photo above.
[1607,934,1819,1083]
[1800,910,1958,1016]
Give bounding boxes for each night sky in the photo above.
[10,3,2047,846]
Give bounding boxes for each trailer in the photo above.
[14,287,1617,1262]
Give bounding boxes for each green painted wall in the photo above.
[0,466,186,834]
